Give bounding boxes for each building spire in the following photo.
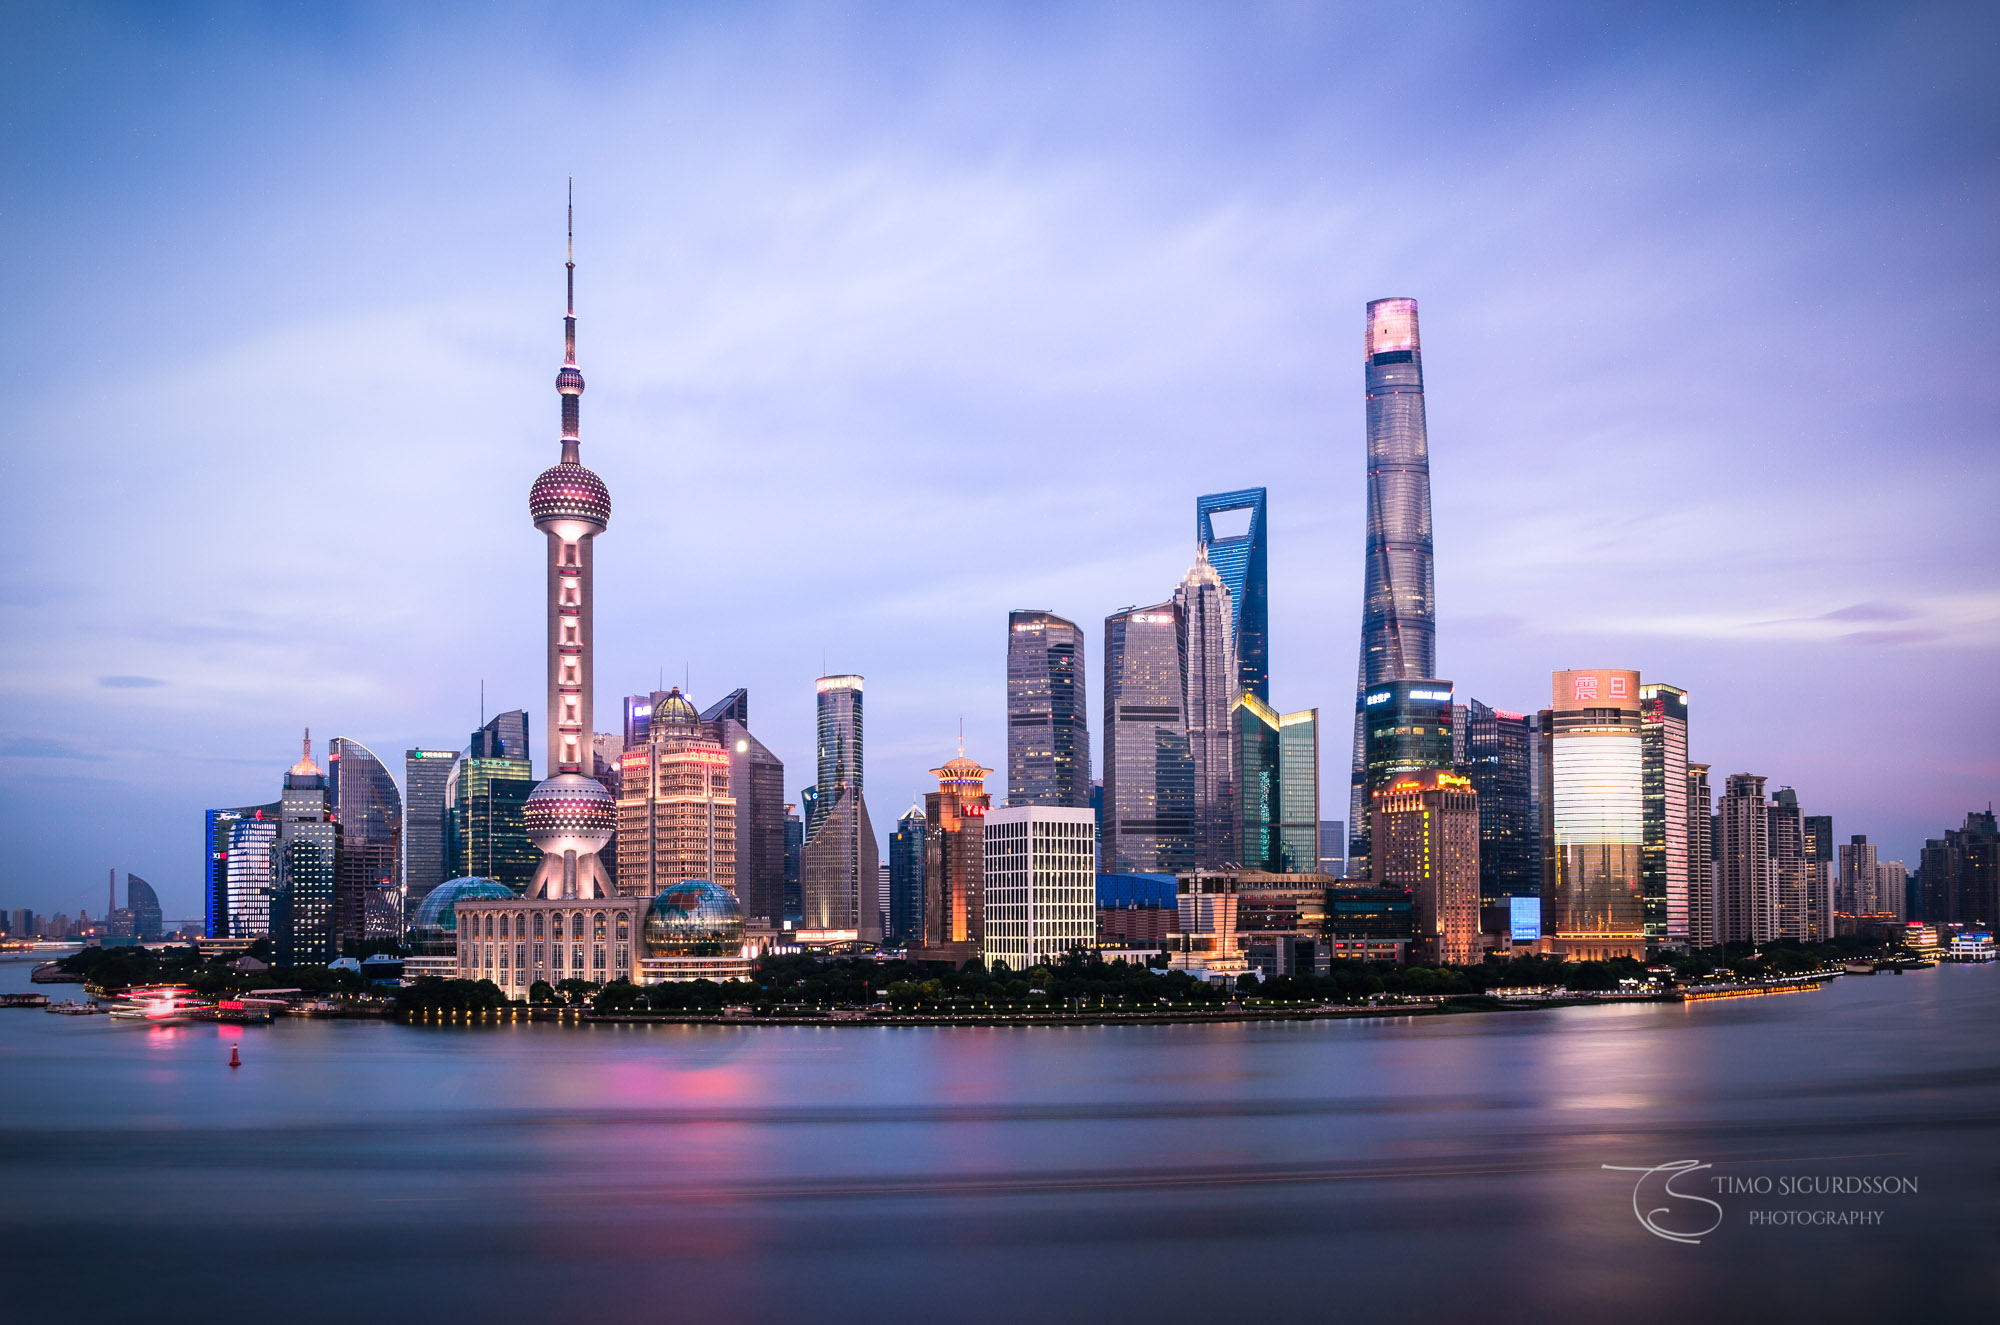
[557,180,583,465]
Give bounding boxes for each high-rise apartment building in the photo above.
[1357,680,1455,866]
[272,731,341,966]
[1718,773,1775,944]
[1372,769,1480,966]
[1349,299,1437,864]
[205,801,278,937]
[1176,548,1239,868]
[889,805,925,946]
[403,749,456,916]
[1687,764,1716,947]
[616,688,736,897]
[1768,786,1812,942]
[1923,809,1999,926]
[1875,859,1909,922]
[1465,700,1534,927]
[982,806,1098,970]
[801,675,879,942]
[330,738,403,945]
[699,689,786,926]
[917,754,991,963]
[1102,603,1194,875]
[1639,684,1689,946]
[1543,670,1646,960]
[1838,835,1879,922]
[1803,813,1833,941]
[1005,610,1090,808]
[1195,488,1268,703]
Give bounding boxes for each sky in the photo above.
[1,1,1996,923]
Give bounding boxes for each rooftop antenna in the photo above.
[480,679,485,729]
[958,716,964,757]
[109,867,115,915]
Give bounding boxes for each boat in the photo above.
[106,986,211,1025]
[207,999,275,1025]
[45,999,106,1015]
[1,992,50,1008]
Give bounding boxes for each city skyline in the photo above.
[4,3,1998,919]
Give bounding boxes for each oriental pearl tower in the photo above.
[523,188,617,901]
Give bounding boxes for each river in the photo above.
[0,956,1992,1321]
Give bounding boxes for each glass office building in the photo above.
[330,737,403,945]
[273,733,341,966]
[1276,709,1318,873]
[1545,669,1646,959]
[206,801,278,937]
[403,748,456,915]
[889,806,925,946]
[1357,679,1455,870]
[1466,700,1535,923]
[1102,603,1194,875]
[446,753,537,892]
[1349,298,1438,863]
[801,675,879,941]
[1234,695,1282,871]
[1005,610,1091,808]
[1638,684,1689,945]
[1195,487,1268,703]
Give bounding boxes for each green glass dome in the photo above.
[411,877,517,935]
[643,880,744,958]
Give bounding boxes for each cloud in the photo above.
[0,736,107,760]
[1819,604,1915,623]
[98,675,166,688]
[1841,630,1941,647]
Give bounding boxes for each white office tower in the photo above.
[981,806,1097,970]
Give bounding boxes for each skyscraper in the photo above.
[1276,709,1319,873]
[917,752,991,962]
[1233,695,1281,871]
[1639,684,1690,946]
[224,813,279,939]
[403,749,456,916]
[520,195,619,907]
[1175,547,1238,867]
[1349,298,1437,862]
[982,806,1098,970]
[1195,488,1268,702]
[1687,763,1716,947]
[446,733,536,892]
[1005,610,1090,808]
[330,738,403,946]
[1102,603,1194,875]
[889,805,926,947]
[272,731,340,966]
[205,801,278,937]
[801,675,879,941]
[783,805,803,920]
[616,688,736,897]
[1838,835,1879,921]
[1768,786,1811,942]
[1804,812,1834,939]
[1543,669,1646,960]
[126,874,162,942]
[1372,769,1480,966]
[1718,773,1775,944]
[1465,700,1534,926]
[700,689,787,927]
[1357,679,1456,867]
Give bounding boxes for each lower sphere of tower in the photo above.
[524,774,616,856]
[529,462,610,532]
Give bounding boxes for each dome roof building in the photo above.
[638,880,752,984]
[616,688,738,900]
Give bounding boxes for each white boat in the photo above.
[44,999,105,1015]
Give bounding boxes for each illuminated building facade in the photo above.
[1805,813,1834,939]
[1276,709,1319,873]
[1006,610,1091,808]
[699,689,787,926]
[983,806,1098,970]
[1638,684,1689,946]
[1195,488,1268,703]
[1096,873,1179,947]
[1102,602,1195,875]
[205,801,277,937]
[615,688,736,897]
[403,748,456,914]
[330,738,403,944]
[1234,696,1280,871]
[457,892,643,995]
[1357,679,1455,869]
[1687,763,1716,946]
[917,753,991,963]
[1838,835,1878,928]
[1465,700,1534,927]
[1175,548,1238,867]
[446,749,536,891]
[801,674,880,942]
[889,806,925,946]
[1543,669,1646,961]
[637,878,751,983]
[272,731,341,966]
[1718,773,1775,944]
[1349,298,1437,862]
[1371,770,1480,965]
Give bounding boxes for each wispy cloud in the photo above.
[98,675,166,689]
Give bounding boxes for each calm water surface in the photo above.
[1,958,1994,1322]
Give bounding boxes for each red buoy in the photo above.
[229,1044,241,1069]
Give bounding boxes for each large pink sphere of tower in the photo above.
[523,774,616,858]
[529,461,610,541]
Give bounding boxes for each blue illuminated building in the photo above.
[1195,487,1268,703]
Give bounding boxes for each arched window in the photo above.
[615,914,629,941]
[552,913,564,940]
[483,914,494,938]
[534,913,545,938]
[594,913,607,941]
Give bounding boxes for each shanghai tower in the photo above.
[1348,298,1437,860]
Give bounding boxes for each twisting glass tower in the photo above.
[1348,298,1437,860]
[524,189,617,901]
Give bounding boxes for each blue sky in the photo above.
[2,2,1995,922]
